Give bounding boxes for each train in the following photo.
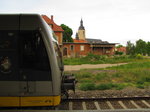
[0,14,75,109]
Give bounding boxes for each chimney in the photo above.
[51,15,53,21]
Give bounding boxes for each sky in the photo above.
[0,0,150,46]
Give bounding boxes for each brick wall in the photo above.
[55,32,63,45]
[63,43,115,57]
[63,43,90,57]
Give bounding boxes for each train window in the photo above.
[0,30,51,81]
[0,31,19,81]
[0,31,17,50]
[20,31,50,71]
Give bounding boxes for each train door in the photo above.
[19,30,52,106]
[0,30,20,106]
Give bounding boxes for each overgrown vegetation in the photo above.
[67,59,150,91]
[126,39,150,55]
[64,39,150,91]
[64,53,147,65]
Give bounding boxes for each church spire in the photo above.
[79,18,85,30]
[77,18,86,40]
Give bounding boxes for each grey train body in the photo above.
[0,14,75,107]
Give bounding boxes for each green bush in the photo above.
[136,82,150,89]
[96,83,114,90]
[136,84,145,89]
[85,53,107,61]
[115,51,124,55]
[143,82,150,88]
[79,83,96,91]
[79,83,127,91]
[115,84,126,90]
[135,54,143,59]
[136,77,150,84]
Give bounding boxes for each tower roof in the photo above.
[78,19,85,30]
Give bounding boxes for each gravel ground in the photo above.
[134,100,149,108]
[98,101,110,109]
[59,102,69,110]
[109,101,123,109]
[146,100,150,104]
[73,101,82,110]
[69,88,150,98]
[122,100,136,109]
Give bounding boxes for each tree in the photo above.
[60,24,73,42]
[147,42,150,56]
[135,39,147,55]
[126,41,135,55]
[116,44,123,48]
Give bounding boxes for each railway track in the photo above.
[59,96,150,111]
[0,96,150,112]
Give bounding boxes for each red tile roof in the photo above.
[42,15,64,32]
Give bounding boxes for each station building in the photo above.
[63,19,116,57]
[42,15,116,57]
[42,15,64,47]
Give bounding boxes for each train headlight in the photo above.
[0,57,11,74]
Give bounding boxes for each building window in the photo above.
[106,50,110,53]
[70,45,74,51]
[80,45,84,51]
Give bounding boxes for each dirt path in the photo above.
[64,63,127,71]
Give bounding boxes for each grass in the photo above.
[69,59,150,91]
[63,54,148,65]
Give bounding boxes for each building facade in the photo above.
[63,19,116,57]
[42,15,116,57]
[42,15,64,46]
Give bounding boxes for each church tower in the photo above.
[77,19,86,40]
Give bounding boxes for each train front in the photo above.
[0,14,75,108]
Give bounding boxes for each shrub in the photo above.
[135,54,143,59]
[85,53,107,61]
[136,77,150,85]
[95,83,126,90]
[143,82,150,89]
[115,84,126,90]
[79,83,96,91]
[96,83,114,90]
[136,84,145,89]
[115,51,124,55]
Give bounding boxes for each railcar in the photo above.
[0,14,75,108]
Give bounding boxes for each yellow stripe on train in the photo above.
[0,96,61,107]
[0,97,20,107]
